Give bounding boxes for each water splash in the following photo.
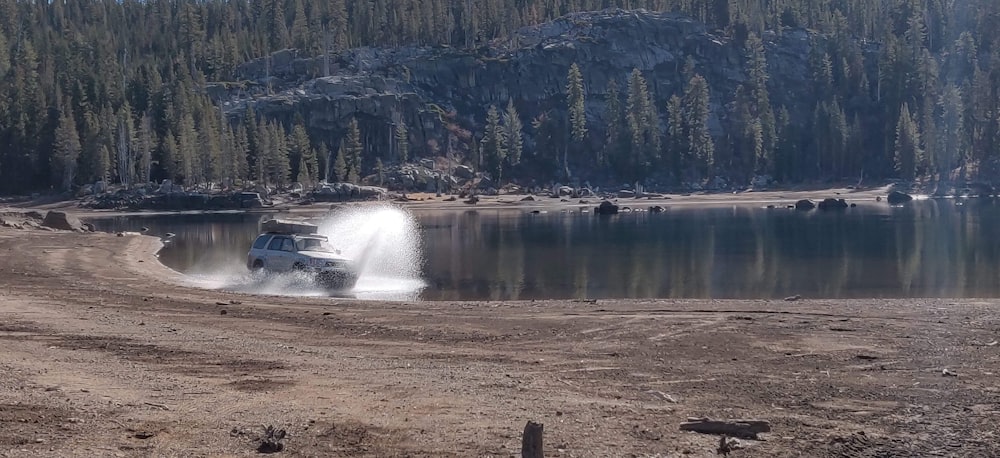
[316,204,425,300]
[182,204,425,300]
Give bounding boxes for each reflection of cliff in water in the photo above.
[419,199,1000,300]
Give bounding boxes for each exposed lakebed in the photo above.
[89,198,1000,301]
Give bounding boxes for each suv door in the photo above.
[265,236,293,271]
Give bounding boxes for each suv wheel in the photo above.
[251,259,264,270]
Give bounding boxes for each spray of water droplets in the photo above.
[316,204,425,299]
[185,204,425,300]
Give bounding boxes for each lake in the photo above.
[88,198,1000,301]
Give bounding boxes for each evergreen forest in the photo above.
[0,0,999,194]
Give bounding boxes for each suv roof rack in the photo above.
[261,219,318,235]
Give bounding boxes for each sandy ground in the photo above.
[2,194,1000,457]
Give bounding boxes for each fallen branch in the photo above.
[679,417,770,439]
[143,402,171,411]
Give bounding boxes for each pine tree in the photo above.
[289,123,315,185]
[265,122,290,186]
[196,112,221,185]
[604,79,624,169]
[264,0,289,51]
[625,68,660,180]
[565,62,586,178]
[334,142,348,182]
[666,94,685,176]
[774,106,796,180]
[52,107,81,192]
[503,99,523,167]
[234,124,250,182]
[936,85,964,180]
[96,145,112,186]
[160,130,180,182]
[481,104,507,181]
[290,0,309,49]
[115,104,135,188]
[137,112,153,184]
[177,114,198,184]
[344,118,363,183]
[894,103,923,180]
[395,120,409,162]
[744,33,776,175]
[683,75,714,179]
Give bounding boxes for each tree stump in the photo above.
[521,421,543,458]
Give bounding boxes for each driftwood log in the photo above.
[521,421,544,458]
[679,417,770,439]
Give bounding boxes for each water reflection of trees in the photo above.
[420,200,1000,300]
[92,201,1000,300]
[92,214,265,274]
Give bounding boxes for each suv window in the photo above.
[281,238,295,252]
[267,237,286,251]
[252,235,271,250]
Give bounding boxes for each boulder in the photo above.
[595,200,619,215]
[77,185,94,197]
[239,192,265,208]
[557,186,575,197]
[750,175,773,189]
[817,198,849,210]
[649,205,666,213]
[453,165,475,179]
[157,179,174,194]
[794,199,815,210]
[618,190,636,198]
[42,211,86,232]
[887,191,913,205]
[311,183,388,202]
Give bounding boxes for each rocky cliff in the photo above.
[213,9,821,180]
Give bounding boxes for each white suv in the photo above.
[246,223,359,290]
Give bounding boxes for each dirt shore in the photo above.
[10,184,895,218]
[1,218,998,457]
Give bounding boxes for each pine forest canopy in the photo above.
[0,0,998,194]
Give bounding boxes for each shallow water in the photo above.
[89,198,1000,301]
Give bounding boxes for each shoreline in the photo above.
[10,184,901,218]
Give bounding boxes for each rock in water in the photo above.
[794,199,815,211]
[41,211,86,232]
[817,198,848,210]
[886,191,913,205]
[595,200,619,215]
